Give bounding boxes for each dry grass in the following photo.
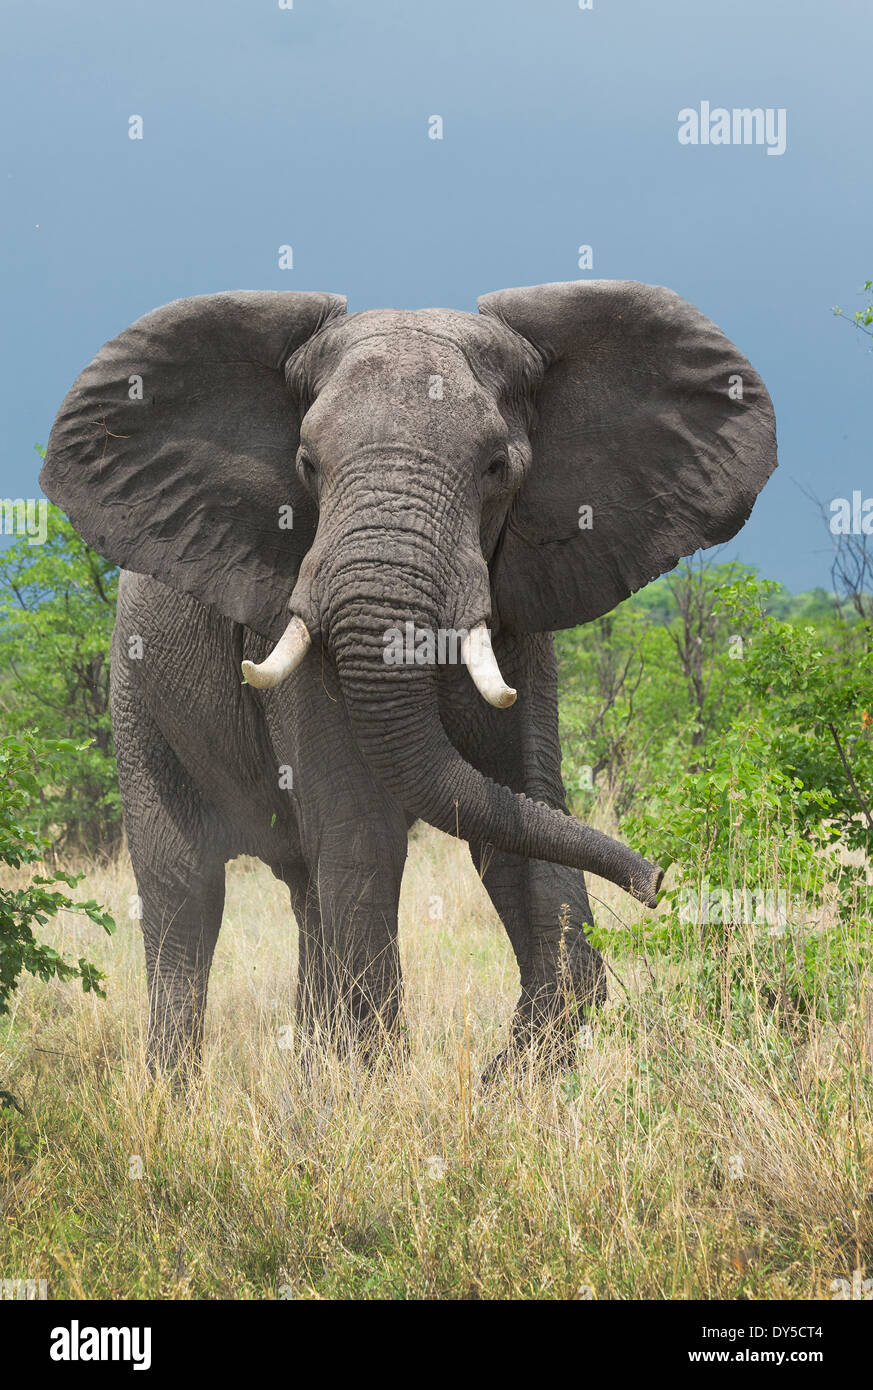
[1,823,871,1299]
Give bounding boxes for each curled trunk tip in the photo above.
[635,861,664,909]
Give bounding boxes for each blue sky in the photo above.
[2,0,871,591]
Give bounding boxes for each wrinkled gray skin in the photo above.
[41,282,777,1077]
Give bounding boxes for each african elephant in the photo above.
[40,282,777,1076]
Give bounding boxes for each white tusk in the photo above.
[242,614,312,690]
[461,622,517,709]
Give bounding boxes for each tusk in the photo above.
[242,614,312,689]
[461,622,517,709]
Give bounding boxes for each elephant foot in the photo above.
[479,996,599,1090]
[145,1043,206,1100]
[479,1032,581,1090]
[293,1007,410,1078]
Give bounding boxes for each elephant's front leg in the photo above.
[297,812,409,1057]
[472,846,606,1075]
[139,864,226,1077]
[443,628,606,1077]
[111,683,228,1082]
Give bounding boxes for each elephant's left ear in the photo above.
[40,290,346,640]
[478,280,777,632]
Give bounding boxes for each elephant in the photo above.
[40,281,777,1077]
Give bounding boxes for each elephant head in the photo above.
[40,283,777,905]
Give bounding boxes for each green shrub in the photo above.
[0,470,120,855]
[0,730,114,1061]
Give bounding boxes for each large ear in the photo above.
[40,290,346,640]
[478,281,777,632]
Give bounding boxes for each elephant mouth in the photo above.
[242,612,516,709]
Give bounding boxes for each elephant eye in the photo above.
[486,455,508,483]
[296,448,317,488]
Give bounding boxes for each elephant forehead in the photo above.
[310,308,538,393]
[339,306,495,347]
[306,330,508,448]
[336,335,484,400]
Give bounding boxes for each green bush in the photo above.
[617,576,872,1028]
[0,467,120,855]
[0,730,114,1070]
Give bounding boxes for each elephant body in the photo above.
[42,283,777,1073]
[112,568,602,1067]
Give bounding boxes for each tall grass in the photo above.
[1,823,871,1299]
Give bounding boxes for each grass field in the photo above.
[1,823,871,1300]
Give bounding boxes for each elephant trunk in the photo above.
[322,564,663,907]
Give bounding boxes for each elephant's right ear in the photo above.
[479,281,777,634]
[40,290,346,640]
